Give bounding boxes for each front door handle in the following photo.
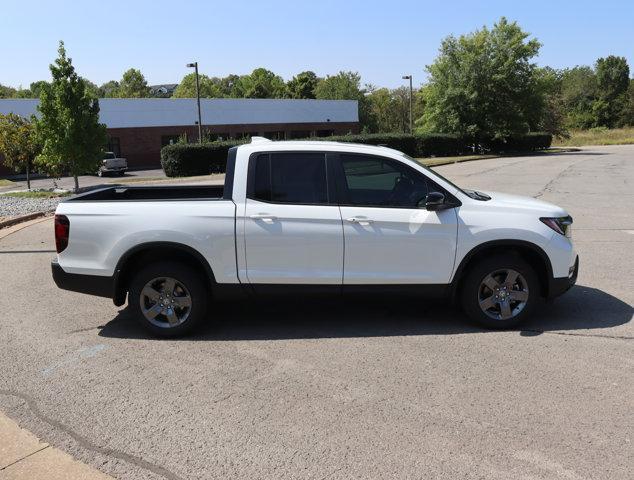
[346,217,374,226]
[250,214,277,223]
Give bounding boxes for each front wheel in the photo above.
[128,261,209,337]
[460,254,540,329]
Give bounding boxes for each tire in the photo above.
[128,261,209,337]
[460,253,540,329]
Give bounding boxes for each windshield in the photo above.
[400,153,466,194]
[104,152,116,160]
[400,153,491,201]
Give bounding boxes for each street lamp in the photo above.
[402,75,413,133]
[187,62,203,143]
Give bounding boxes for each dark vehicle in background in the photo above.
[98,152,128,177]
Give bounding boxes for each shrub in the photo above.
[480,133,552,152]
[416,134,468,156]
[315,133,419,156]
[161,140,245,177]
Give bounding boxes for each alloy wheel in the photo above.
[139,276,193,328]
[477,269,529,321]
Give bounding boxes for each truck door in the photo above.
[334,153,458,284]
[243,152,344,285]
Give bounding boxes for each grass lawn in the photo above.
[553,127,634,147]
[0,179,16,187]
[0,190,71,199]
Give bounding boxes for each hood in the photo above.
[477,190,568,216]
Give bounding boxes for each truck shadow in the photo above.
[98,284,632,341]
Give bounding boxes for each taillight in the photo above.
[54,214,70,253]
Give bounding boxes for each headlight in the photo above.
[540,216,573,237]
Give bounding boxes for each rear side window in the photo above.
[252,153,328,204]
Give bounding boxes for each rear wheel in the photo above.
[128,261,209,337]
[460,254,540,329]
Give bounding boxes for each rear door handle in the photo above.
[250,214,277,223]
[346,217,374,226]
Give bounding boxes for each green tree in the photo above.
[559,66,597,129]
[366,88,402,133]
[99,80,120,98]
[29,81,50,97]
[14,88,34,98]
[35,41,107,192]
[173,73,222,98]
[235,68,286,98]
[117,68,150,98]
[217,74,240,97]
[0,84,17,98]
[314,71,372,130]
[626,79,634,126]
[418,17,543,140]
[286,71,318,99]
[0,113,41,189]
[82,78,100,98]
[534,67,567,137]
[594,56,630,127]
[314,71,363,100]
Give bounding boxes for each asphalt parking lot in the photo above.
[0,145,632,480]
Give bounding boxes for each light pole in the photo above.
[187,62,203,143]
[402,75,413,133]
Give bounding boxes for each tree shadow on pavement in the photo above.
[97,284,632,341]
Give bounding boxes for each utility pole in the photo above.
[187,62,203,143]
[402,75,413,133]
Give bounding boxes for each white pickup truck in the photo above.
[52,138,578,336]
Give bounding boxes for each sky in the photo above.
[1,0,633,90]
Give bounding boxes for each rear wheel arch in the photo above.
[113,242,215,306]
[453,240,553,298]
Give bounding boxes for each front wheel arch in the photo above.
[452,240,553,300]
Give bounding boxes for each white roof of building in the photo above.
[0,98,358,129]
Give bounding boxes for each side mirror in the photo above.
[423,191,446,211]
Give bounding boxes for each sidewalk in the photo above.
[0,412,113,480]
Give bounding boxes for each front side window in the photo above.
[339,154,429,208]
[252,153,328,204]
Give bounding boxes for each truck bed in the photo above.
[67,185,225,202]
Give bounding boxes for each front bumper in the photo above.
[52,259,114,298]
[548,255,579,299]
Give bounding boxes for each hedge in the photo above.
[161,140,245,177]
[478,133,553,153]
[312,133,420,156]
[160,133,552,177]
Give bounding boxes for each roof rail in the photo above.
[250,136,272,144]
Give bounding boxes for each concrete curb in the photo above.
[0,411,114,479]
[0,211,53,230]
[0,214,54,240]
